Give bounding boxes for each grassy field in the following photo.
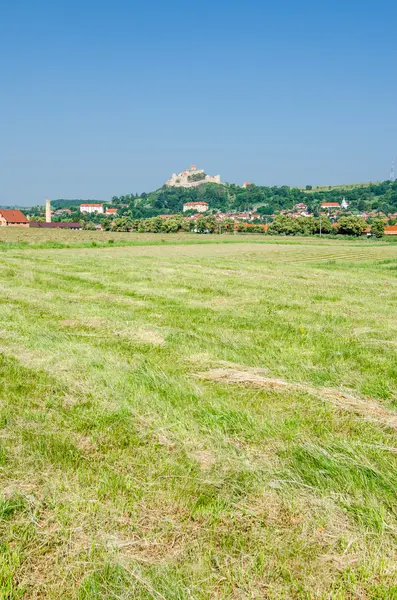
[300,182,379,193]
[2,228,397,250]
[0,229,348,250]
[1,232,397,598]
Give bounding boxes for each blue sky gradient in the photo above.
[1,0,396,205]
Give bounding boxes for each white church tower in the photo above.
[341,197,348,209]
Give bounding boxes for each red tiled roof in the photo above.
[183,201,208,206]
[385,225,397,233]
[29,222,81,228]
[321,202,340,207]
[80,203,103,207]
[236,223,268,231]
[105,208,118,213]
[0,209,29,223]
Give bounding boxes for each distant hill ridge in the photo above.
[107,179,397,219]
[2,180,396,217]
[51,199,107,209]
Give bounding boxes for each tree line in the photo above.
[268,215,384,237]
[82,214,385,237]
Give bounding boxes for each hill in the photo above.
[15,181,397,219]
[109,180,397,219]
[51,199,107,210]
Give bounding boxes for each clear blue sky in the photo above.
[1,0,396,205]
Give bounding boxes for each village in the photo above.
[1,196,397,236]
[1,167,397,236]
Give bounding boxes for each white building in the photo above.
[183,201,209,213]
[80,203,104,214]
[165,165,221,188]
[341,197,349,209]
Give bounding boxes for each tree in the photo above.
[314,216,333,234]
[257,205,273,215]
[195,215,218,233]
[188,172,206,182]
[111,217,132,232]
[161,218,181,233]
[371,220,385,238]
[337,216,366,236]
[294,217,315,235]
[357,198,371,212]
[222,218,235,232]
[379,202,392,215]
[147,216,164,232]
[267,215,298,235]
[82,221,96,230]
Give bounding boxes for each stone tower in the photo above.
[46,200,51,223]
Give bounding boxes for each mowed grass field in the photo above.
[1,233,397,598]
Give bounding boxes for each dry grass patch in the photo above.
[124,327,166,346]
[197,366,397,430]
[191,449,216,471]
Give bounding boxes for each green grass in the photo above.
[2,228,397,251]
[300,181,379,193]
[1,234,397,598]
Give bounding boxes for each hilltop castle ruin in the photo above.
[165,165,221,188]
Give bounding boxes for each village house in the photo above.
[80,203,104,215]
[384,225,397,236]
[321,202,340,211]
[54,208,72,216]
[105,208,118,216]
[293,202,309,216]
[183,201,208,213]
[0,209,29,227]
[241,223,268,232]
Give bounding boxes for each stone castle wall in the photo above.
[165,169,221,188]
